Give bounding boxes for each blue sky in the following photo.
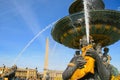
[0,0,120,72]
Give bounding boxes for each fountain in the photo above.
[51,0,120,79]
[51,0,120,49]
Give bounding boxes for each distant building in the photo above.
[0,67,11,78]
[0,67,5,77]
[15,68,38,79]
[0,66,63,80]
[48,70,63,80]
[0,66,38,79]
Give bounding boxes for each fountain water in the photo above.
[83,0,90,44]
[12,21,57,65]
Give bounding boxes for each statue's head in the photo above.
[103,47,109,53]
[80,35,88,47]
[75,51,80,56]
[80,35,95,48]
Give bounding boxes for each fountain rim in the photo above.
[52,9,120,31]
[51,9,120,49]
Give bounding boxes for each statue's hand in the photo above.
[86,49,98,59]
[76,56,86,68]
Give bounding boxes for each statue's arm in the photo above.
[96,55,110,80]
[62,65,78,80]
[62,56,86,80]
[86,51,111,80]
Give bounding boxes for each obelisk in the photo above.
[43,38,49,79]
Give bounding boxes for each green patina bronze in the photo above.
[51,0,120,49]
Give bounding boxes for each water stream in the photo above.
[12,21,57,65]
[83,0,90,44]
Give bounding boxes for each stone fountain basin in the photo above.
[51,10,120,49]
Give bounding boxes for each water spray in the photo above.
[83,0,90,44]
[12,21,57,66]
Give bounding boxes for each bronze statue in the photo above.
[62,36,111,80]
[62,36,120,80]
